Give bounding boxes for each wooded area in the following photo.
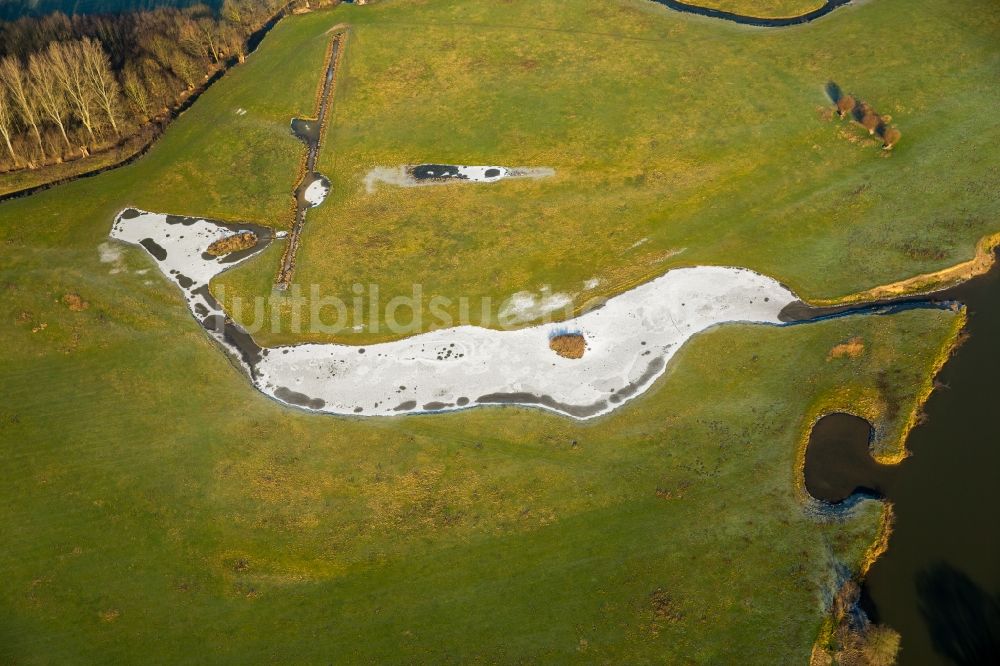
[0,0,293,174]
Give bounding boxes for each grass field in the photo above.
[0,0,986,661]
[207,0,999,345]
[0,234,959,660]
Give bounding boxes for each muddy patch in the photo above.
[364,165,554,193]
[274,386,325,410]
[139,238,167,261]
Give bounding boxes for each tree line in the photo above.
[0,0,292,173]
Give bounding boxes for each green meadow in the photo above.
[212,0,998,345]
[0,0,992,661]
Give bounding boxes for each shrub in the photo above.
[837,94,856,118]
[883,126,901,149]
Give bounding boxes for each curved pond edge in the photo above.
[794,304,966,512]
[649,0,855,27]
[803,412,898,504]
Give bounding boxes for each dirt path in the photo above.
[275,32,344,290]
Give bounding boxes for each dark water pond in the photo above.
[804,413,896,503]
[0,0,219,21]
[805,254,1000,663]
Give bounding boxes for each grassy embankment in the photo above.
[0,0,979,661]
[209,0,999,346]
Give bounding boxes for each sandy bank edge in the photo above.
[813,232,1000,307]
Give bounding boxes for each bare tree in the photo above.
[121,62,150,119]
[0,55,45,160]
[222,22,247,64]
[196,17,224,63]
[0,82,19,166]
[178,18,212,62]
[80,38,122,136]
[48,40,97,142]
[28,50,72,150]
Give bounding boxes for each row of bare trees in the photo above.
[0,38,121,167]
[0,0,293,173]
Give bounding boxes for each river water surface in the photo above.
[858,257,1000,664]
[806,258,1000,663]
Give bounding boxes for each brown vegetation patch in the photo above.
[98,608,120,623]
[828,336,864,360]
[549,333,586,359]
[814,580,900,666]
[206,231,257,257]
[650,588,683,623]
[62,293,89,311]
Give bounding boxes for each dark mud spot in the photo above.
[175,273,194,289]
[193,302,209,317]
[456,397,469,406]
[165,214,197,226]
[120,208,140,220]
[422,401,452,411]
[804,413,896,503]
[139,238,167,261]
[394,400,417,412]
[411,164,463,180]
[608,357,666,404]
[475,392,608,419]
[191,284,219,308]
[274,386,325,410]
[200,313,263,370]
[484,168,501,178]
